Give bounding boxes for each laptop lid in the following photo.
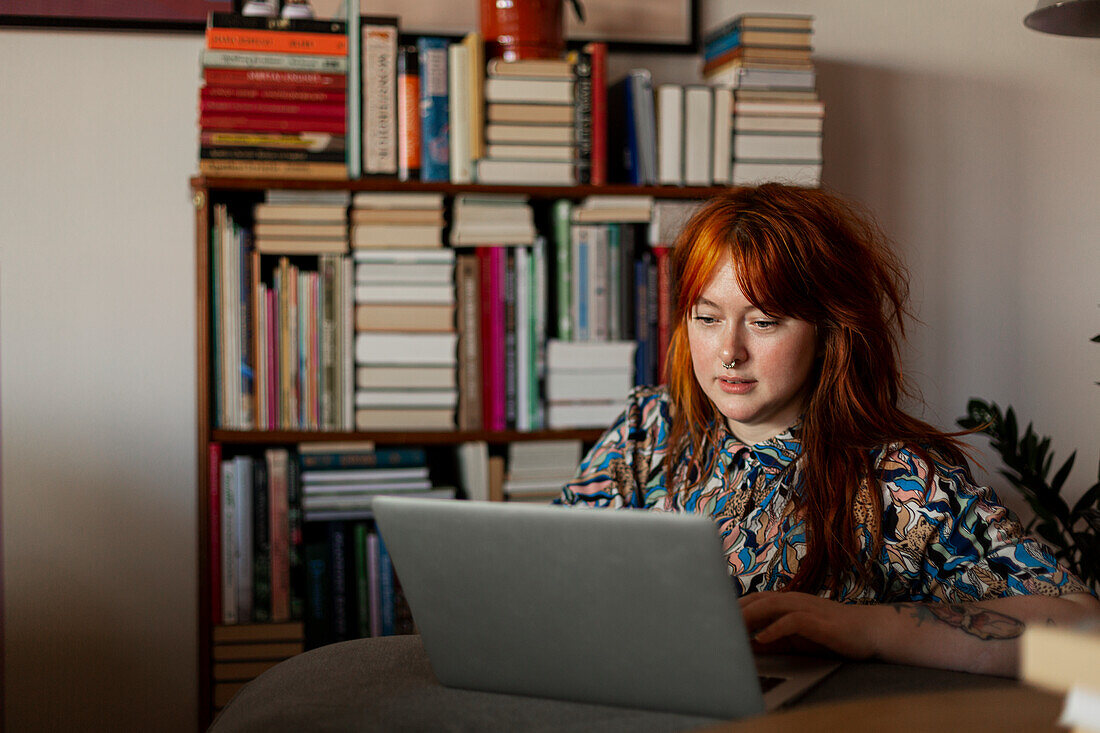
[372,497,768,719]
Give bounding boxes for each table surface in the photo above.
[209,634,1063,732]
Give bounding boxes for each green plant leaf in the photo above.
[1035,521,1066,550]
[1072,476,1100,516]
[1051,452,1077,495]
[1004,407,1018,455]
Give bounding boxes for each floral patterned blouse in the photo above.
[556,386,1090,603]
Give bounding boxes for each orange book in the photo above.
[205,28,347,56]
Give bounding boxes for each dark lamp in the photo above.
[1024,0,1100,36]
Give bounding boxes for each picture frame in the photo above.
[0,1,234,31]
[0,0,698,51]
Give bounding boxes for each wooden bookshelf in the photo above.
[192,176,733,726]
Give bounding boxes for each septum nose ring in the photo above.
[721,358,739,369]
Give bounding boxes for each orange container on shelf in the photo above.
[480,0,566,61]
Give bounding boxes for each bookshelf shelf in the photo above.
[191,175,732,200]
[211,428,605,445]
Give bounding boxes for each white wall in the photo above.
[2,1,1098,729]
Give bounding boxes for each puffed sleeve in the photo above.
[555,386,670,508]
[875,446,1092,603]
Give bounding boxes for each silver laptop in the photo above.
[372,497,838,720]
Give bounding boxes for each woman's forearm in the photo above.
[868,593,1099,676]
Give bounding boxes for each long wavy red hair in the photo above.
[665,184,968,596]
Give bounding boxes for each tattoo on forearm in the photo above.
[892,603,1025,641]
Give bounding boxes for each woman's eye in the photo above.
[693,315,718,325]
[751,320,779,329]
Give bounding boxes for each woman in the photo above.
[557,184,1097,676]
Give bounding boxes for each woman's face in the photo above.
[687,256,819,444]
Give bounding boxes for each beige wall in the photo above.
[2,1,1098,729]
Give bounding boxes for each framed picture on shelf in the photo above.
[0,0,233,30]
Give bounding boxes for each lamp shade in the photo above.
[1024,0,1100,36]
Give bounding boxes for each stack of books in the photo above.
[349,191,445,249]
[702,14,823,187]
[349,192,455,431]
[503,440,582,502]
[298,446,447,520]
[253,189,349,255]
[450,194,536,246]
[198,12,348,180]
[478,57,579,185]
[211,622,304,711]
[545,340,637,429]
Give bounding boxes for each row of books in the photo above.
[211,191,702,431]
[212,441,590,634]
[702,13,823,188]
[210,442,453,630]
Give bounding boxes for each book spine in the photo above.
[304,534,330,647]
[571,225,589,341]
[328,522,349,641]
[198,159,347,180]
[287,455,304,620]
[201,147,346,163]
[202,86,347,103]
[456,253,484,431]
[447,43,471,184]
[205,27,348,56]
[209,442,223,626]
[571,50,592,185]
[202,49,347,73]
[299,447,427,469]
[585,42,608,185]
[531,236,548,430]
[606,224,621,341]
[417,37,450,182]
[378,536,395,636]
[551,200,572,340]
[234,456,254,623]
[267,449,291,623]
[252,458,272,623]
[396,45,421,182]
[203,66,346,89]
[352,522,370,638]
[367,531,382,638]
[199,114,347,135]
[220,459,237,625]
[633,255,650,386]
[504,248,517,429]
[200,98,346,119]
[361,19,399,176]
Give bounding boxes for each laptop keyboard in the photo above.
[758,675,785,693]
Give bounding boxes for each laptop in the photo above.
[372,497,838,720]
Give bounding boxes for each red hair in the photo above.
[665,184,968,596]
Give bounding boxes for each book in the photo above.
[732,99,825,117]
[478,247,507,431]
[484,77,574,105]
[546,368,635,402]
[733,133,822,161]
[456,441,490,501]
[355,304,456,332]
[712,87,733,184]
[704,46,814,74]
[207,11,346,34]
[209,443,223,625]
[354,283,454,304]
[201,86,347,104]
[656,84,683,186]
[202,67,345,90]
[350,208,444,224]
[351,191,444,209]
[475,159,576,186]
[254,238,347,255]
[265,448,291,622]
[361,16,399,176]
[455,253,483,430]
[704,13,814,43]
[447,41,472,185]
[649,200,703,246]
[350,223,442,248]
[251,457,272,623]
[354,407,456,430]
[354,261,453,283]
[683,86,714,186]
[356,365,457,389]
[486,57,574,78]
[486,103,574,125]
[585,41,608,186]
[570,47,592,184]
[344,0,361,179]
[546,400,625,429]
[298,445,426,469]
[354,389,458,409]
[205,28,348,56]
[199,113,346,135]
[462,32,485,164]
[396,44,421,182]
[354,332,458,365]
[417,37,450,182]
[255,222,346,238]
[201,98,346,120]
[301,466,430,484]
[484,124,575,145]
[202,49,348,73]
[485,143,576,161]
[734,115,825,134]
[550,199,572,341]
[254,202,347,222]
[546,339,638,369]
[731,160,822,186]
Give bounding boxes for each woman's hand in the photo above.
[738,591,882,660]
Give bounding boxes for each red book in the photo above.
[477,247,508,432]
[585,42,608,185]
[396,45,421,182]
[199,114,346,134]
[202,67,346,89]
[199,98,345,119]
[205,27,347,56]
[202,85,346,104]
[208,442,222,626]
[653,246,671,384]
